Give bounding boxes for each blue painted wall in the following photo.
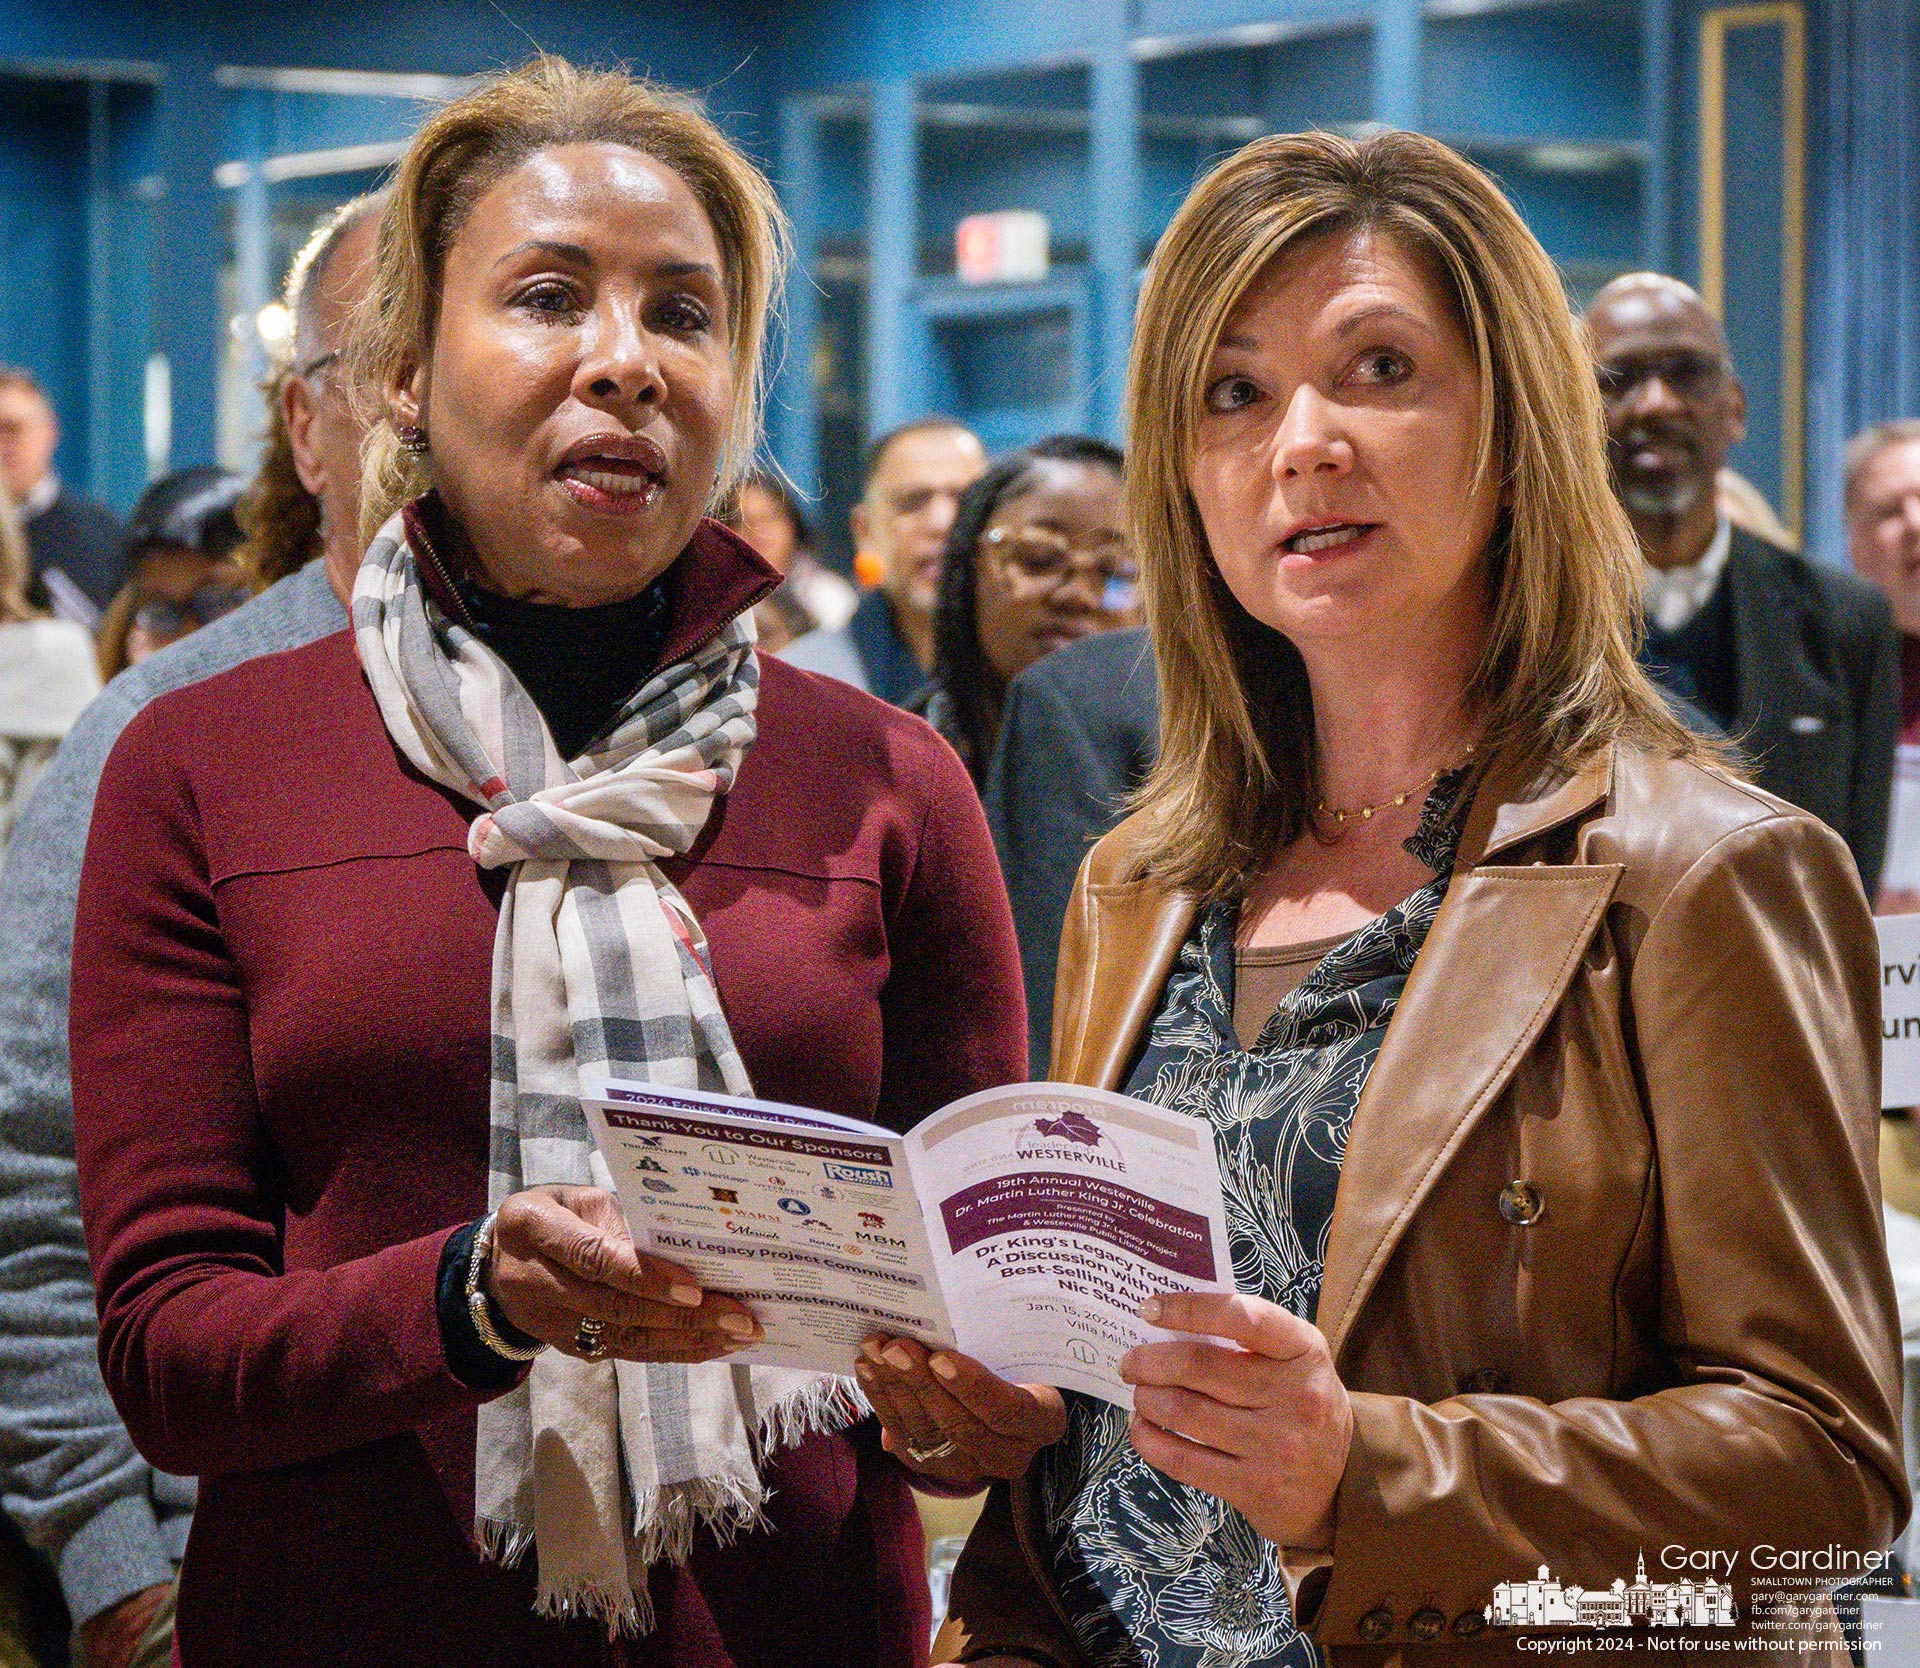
[1666,0,1804,541]
[772,0,1670,551]
[1424,2,1642,142]
[0,70,157,513]
[764,0,1844,570]
[1716,17,1791,524]
[1804,0,1920,569]
[0,78,91,482]
[227,89,426,160]
[919,120,1090,270]
[0,0,1874,563]
[96,81,161,513]
[0,0,771,509]
[1137,30,1373,242]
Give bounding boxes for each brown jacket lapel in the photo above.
[1052,748,1629,1361]
[1050,872,1196,1089]
[1315,749,1623,1360]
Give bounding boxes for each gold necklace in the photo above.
[1316,744,1475,826]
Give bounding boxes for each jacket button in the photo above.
[1498,1180,1545,1225]
[1454,1609,1488,1638]
[1458,1368,1509,1393]
[1357,1606,1394,1642]
[1409,1607,1446,1641]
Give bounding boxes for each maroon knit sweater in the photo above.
[70,526,1026,1668]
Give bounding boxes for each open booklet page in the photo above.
[582,1082,955,1370]
[904,1083,1232,1405]
[582,1080,1231,1407]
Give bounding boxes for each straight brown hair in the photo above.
[1125,129,1708,900]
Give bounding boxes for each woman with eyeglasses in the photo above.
[910,436,1139,783]
[96,467,250,679]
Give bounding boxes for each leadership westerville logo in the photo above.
[1031,1108,1103,1147]
[1488,1552,1736,1630]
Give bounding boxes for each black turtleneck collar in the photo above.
[455,575,673,760]
[398,490,781,758]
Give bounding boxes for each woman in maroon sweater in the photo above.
[70,59,1024,1668]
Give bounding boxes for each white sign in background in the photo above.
[1877,914,1920,1108]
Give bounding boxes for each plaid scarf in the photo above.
[352,510,861,1633]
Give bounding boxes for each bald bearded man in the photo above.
[1586,272,1900,891]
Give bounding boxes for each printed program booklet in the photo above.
[583,1079,1232,1407]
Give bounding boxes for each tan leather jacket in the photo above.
[944,741,1908,1666]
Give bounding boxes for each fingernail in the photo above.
[669,1283,703,1308]
[717,1313,759,1340]
[930,1354,958,1381]
[1139,1296,1163,1324]
[855,1361,875,1382]
[860,1340,884,1364]
[882,1344,916,1372]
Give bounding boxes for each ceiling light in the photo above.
[1526,143,1623,174]
[256,302,293,348]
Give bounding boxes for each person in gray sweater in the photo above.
[0,193,373,1668]
[0,562,341,1638]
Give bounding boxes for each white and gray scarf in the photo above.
[352,510,861,1633]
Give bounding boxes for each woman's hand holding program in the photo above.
[487,1185,762,1364]
[1122,1292,1352,1550]
[856,1336,1067,1489]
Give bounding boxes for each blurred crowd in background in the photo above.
[0,98,1911,1665]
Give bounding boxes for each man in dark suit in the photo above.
[1586,275,1900,892]
[984,625,1158,1073]
[0,367,123,624]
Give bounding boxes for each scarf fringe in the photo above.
[627,1373,872,1566]
[630,1470,769,1568]
[753,1373,870,1462]
[477,1513,657,1639]
[534,1576,653,1639]
[477,1374,869,1635]
[476,1515,536,1570]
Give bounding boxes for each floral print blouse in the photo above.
[1038,773,1471,1668]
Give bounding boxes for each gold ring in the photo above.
[904,1436,957,1465]
[573,1317,608,1362]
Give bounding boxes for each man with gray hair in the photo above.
[1845,419,1920,910]
[0,191,379,1668]
[1847,419,1920,629]
[1586,272,1900,891]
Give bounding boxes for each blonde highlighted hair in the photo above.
[1125,128,1706,899]
[351,55,788,543]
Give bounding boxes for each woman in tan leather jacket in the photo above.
[858,128,1908,1666]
